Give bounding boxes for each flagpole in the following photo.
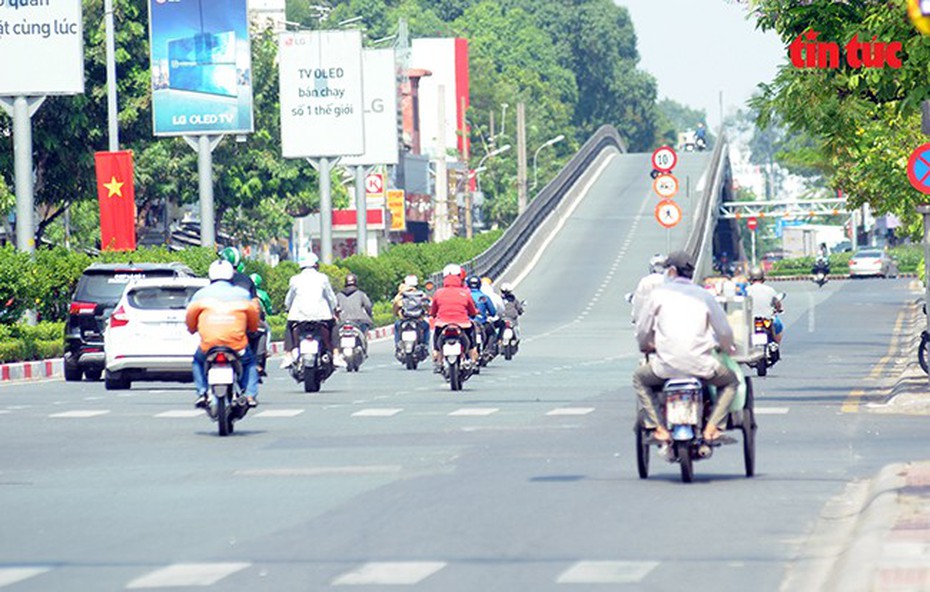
[105,0,119,151]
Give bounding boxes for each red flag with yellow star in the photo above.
[94,150,137,251]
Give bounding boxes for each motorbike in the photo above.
[500,319,520,361]
[289,321,334,392]
[750,293,786,377]
[812,260,830,287]
[337,321,366,373]
[476,320,499,367]
[203,346,250,437]
[438,323,474,391]
[635,375,756,483]
[395,318,429,370]
[695,136,708,152]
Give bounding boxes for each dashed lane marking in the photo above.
[448,408,499,416]
[126,563,250,588]
[254,409,305,418]
[546,407,595,416]
[331,562,446,586]
[556,560,658,584]
[0,567,50,588]
[352,408,403,417]
[754,407,790,415]
[155,410,204,418]
[49,410,110,418]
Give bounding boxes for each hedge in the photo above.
[768,245,921,277]
[0,322,65,363]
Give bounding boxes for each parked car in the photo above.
[848,248,897,278]
[103,277,209,390]
[64,262,195,382]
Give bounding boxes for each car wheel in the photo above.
[64,360,83,382]
[104,370,130,390]
[84,368,103,381]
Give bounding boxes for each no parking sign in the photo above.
[907,143,930,194]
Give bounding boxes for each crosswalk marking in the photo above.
[49,410,110,418]
[556,561,658,584]
[448,408,499,416]
[754,407,790,415]
[332,562,446,586]
[352,408,402,417]
[126,562,250,588]
[156,410,204,418]
[546,407,595,416]
[0,567,49,588]
[254,409,305,418]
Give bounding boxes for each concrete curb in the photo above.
[0,325,396,384]
[767,273,918,282]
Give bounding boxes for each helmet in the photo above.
[345,273,358,287]
[749,266,765,282]
[301,252,319,269]
[442,263,462,277]
[649,253,667,273]
[481,277,493,286]
[404,274,418,288]
[249,273,263,288]
[500,282,514,294]
[466,275,481,289]
[208,260,234,282]
[218,246,242,269]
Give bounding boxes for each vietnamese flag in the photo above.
[94,150,137,251]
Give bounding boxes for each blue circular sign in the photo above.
[907,143,930,194]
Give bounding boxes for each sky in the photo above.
[618,0,786,130]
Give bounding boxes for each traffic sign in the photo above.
[747,217,758,231]
[365,173,384,198]
[907,143,930,194]
[655,199,682,229]
[653,173,679,199]
[651,146,677,173]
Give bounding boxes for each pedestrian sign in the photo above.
[907,143,930,194]
[653,173,679,199]
[655,199,682,229]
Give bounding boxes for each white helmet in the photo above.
[208,260,235,282]
[649,253,667,273]
[301,252,319,269]
[500,282,514,293]
[442,263,462,277]
[404,274,418,288]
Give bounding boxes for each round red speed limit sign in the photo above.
[653,173,679,199]
[747,217,758,231]
[651,146,678,173]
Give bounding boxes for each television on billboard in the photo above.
[148,0,255,136]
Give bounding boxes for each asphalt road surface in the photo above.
[1,153,922,591]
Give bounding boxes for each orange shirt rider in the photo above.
[185,283,259,353]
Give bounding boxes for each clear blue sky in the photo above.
[618,0,786,130]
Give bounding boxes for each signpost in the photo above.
[653,173,679,199]
[651,145,678,173]
[655,199,683,229]
[747,216,758,265]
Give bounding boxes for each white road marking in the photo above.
[754,407,790,415]
[556,560,658,584]
[236,465,402,477]
[448,408,499,416]
[254,409,305,418]
[546,407,595,416]
[0,410,10,415]
[126,563,250,588]
[808,291,816,333]
[0,567,49,588]
[49,410,110,418]
[156,410,204,418]
[352,408,402,417]
[332,562,446,586]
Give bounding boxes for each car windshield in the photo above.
[128,286,201,310]
[75,270,178,303]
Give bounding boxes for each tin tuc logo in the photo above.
[789,30,904,69]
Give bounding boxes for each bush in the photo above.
[372,301,394,328]
[0,341,27,363]
[890,245,922,273]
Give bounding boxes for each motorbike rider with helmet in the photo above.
[812,243,830,279]
[466,275,498,357]
[634,251,739,443]
[499,282,525,338]
[335,273,374,357]
[186,260,261,408]
[249,272,273,379]
[630,253,667,324]
[746,266,784,344]
[219,246,257,299]
[430,264,479,372]
[392,274,430,350]
[281,253,339,369]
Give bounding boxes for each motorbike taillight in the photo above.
[215,353,227,363]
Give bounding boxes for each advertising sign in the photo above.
[0,0,84,95]
[365,173,384,198]
[148,0,254,136]
[386,189,406,231]
[279,30,365,158]
[342,49,399,166]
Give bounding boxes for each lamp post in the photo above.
[532,134,565,191]
[475,144,511,193]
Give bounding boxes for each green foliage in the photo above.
[0,321,65,362]
[372,301,394,327]
[890,244,922,273]
[0,246,38,323]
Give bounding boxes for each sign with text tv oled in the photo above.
[148,0,254,136]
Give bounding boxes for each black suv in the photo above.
[64,262,195,381]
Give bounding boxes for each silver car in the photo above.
[848,249,897,278]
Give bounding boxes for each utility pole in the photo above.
[434,85,450,241]
[461,96,473,238]
[516,102,527,214]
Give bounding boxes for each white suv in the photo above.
[103,277,209,390]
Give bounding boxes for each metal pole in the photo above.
[355,165,366,256]
[751,228,757,266]
[516,102,527,214]
[104,0,119,151]
[320,157,333,264]
[434,85,449,241]
[666,228,670,254]
[461,96,472,239]
[198,135,215,247]
[919,205,930,336]
[12,97,35,254]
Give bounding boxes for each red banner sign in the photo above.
[94,150,137,251]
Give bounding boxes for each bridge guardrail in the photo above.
[685,133,729,281]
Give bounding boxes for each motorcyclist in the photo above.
[499,282,525,339]
[630,254,667,324]
[186,260,260,408]
[335,273,374,357]
[281,253,339,369]
[430,264,479,372]
[392,274,430,349]
[249,272,273,379]
[466,275,497,354]
[813,243,830,276]
[746,266,784,343]
[480,277,505,347]
[634,251,739,443]
[695,122,708,150]
[219,246,257,299]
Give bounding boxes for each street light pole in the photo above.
[475,144,511,193]
[532,134,564,191]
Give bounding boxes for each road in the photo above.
[0,152,922,591]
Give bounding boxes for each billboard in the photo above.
[410,38,469,158]
[278,30,365,158]
[341,49,399,166]
[0,0,84,95]
[148,0,254,136]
